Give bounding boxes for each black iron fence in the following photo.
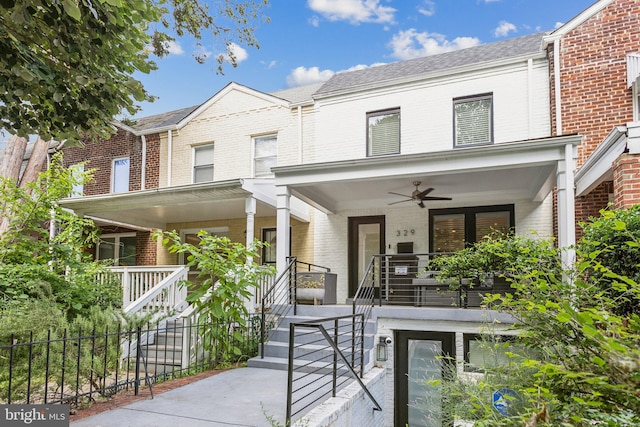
[285,314,380,423]
[0,314,261,407]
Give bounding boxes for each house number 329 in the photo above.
[396,229,415,237]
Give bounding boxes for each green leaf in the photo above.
[556,312,572,323]
[62,0,81,21]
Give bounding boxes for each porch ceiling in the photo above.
[274,135,582,213]
[60,180,277,230]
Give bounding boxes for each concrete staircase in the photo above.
[247,305,377,373]
[139,318,187,374]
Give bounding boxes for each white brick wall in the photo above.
[160,87,298,187]
[293,368,386,427]
[313,196,554,303]
[311,59,550,163]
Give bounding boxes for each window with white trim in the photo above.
[69,163,84,198]
[193,144,214,183]
[97,233,136,266]
[112,157,130,193]
[254,134,277,177]
[367,108,400,156]
[453,94,493,147]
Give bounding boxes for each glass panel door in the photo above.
[348,216,385,298]
[396,331,455,427]
[432,213,465,252]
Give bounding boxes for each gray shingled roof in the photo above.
[129,104,200,132]
[270,82,325,104]
[316,32,550,96]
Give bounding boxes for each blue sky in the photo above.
[134,0,597,118]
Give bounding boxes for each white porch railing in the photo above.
[98,265,189,318]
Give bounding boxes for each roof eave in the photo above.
[542,0,615,47]
[313,51,547,100]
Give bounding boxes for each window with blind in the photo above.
[112,157,130,193]
[367,108,400,156]
[193,144,214,183]
[453,94,493,147]
[429,205,513,252]
[254,134,277,177]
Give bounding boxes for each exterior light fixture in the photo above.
[377,336,390,362]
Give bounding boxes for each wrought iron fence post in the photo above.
[134,326,141,396]
[359,314,365,378]
[285,322,295,425]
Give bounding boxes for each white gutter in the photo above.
[528,58,533,139]
[86,215,158,232]
[297,105,303,163]
[140,135,146,190]
[167,130,172,187]
[554,39,562,136]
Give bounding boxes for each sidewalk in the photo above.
[71,368,292,427]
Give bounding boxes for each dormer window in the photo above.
[367,108,400,156]
[453,94,493,147]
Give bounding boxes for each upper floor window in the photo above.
[112,157,130,193]
[254,134,277,178]
[367,108,400,157]
[453,94,493,147]
[69,163,84,198]
[193,143,214,183]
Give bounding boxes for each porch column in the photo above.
[557,143,577,269]
[276,185,291,274]
[245,196,257,313]
[245,196,256,251]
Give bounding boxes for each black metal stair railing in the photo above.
[285,314,381,424]
[259,258,334,359]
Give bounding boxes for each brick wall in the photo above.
[136,231,157,266]
[62,128,138,195]
[549,0,640,166]
[575,181,613,239]
[613,153,640,208]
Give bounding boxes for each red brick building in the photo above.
[545,0,640,239]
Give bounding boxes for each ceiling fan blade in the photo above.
[416,187,434,199]
[388,191,412,198]
[417,201,425,208]
[388,199,413,205]
[421,196,453,201]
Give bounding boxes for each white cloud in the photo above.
[286,62,387,87]
[309,15,320,27]
[164,40,184,55]
[493,21,517,37]
[417,0,435,17]
[343,62,387,72]
[388,29,480,60]
[286,66,335,87]
[555,21,564,29]
[307,0,396,25]
[222,42,248,63]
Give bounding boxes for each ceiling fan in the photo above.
[388,181,452,208]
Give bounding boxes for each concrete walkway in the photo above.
[71,368,296,427]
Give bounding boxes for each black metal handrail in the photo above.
[259,258,334,359]
[260,257,297,359]
[285,314,380,424]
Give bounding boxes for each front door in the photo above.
[347,216,385,298]
[395,331,456,427]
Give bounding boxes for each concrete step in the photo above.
[246,356,357,375]
[262,340,367,361]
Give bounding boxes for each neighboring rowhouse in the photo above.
[544,0,640,238]
[61,82,320,272]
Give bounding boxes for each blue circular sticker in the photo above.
[492,388,520,416]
